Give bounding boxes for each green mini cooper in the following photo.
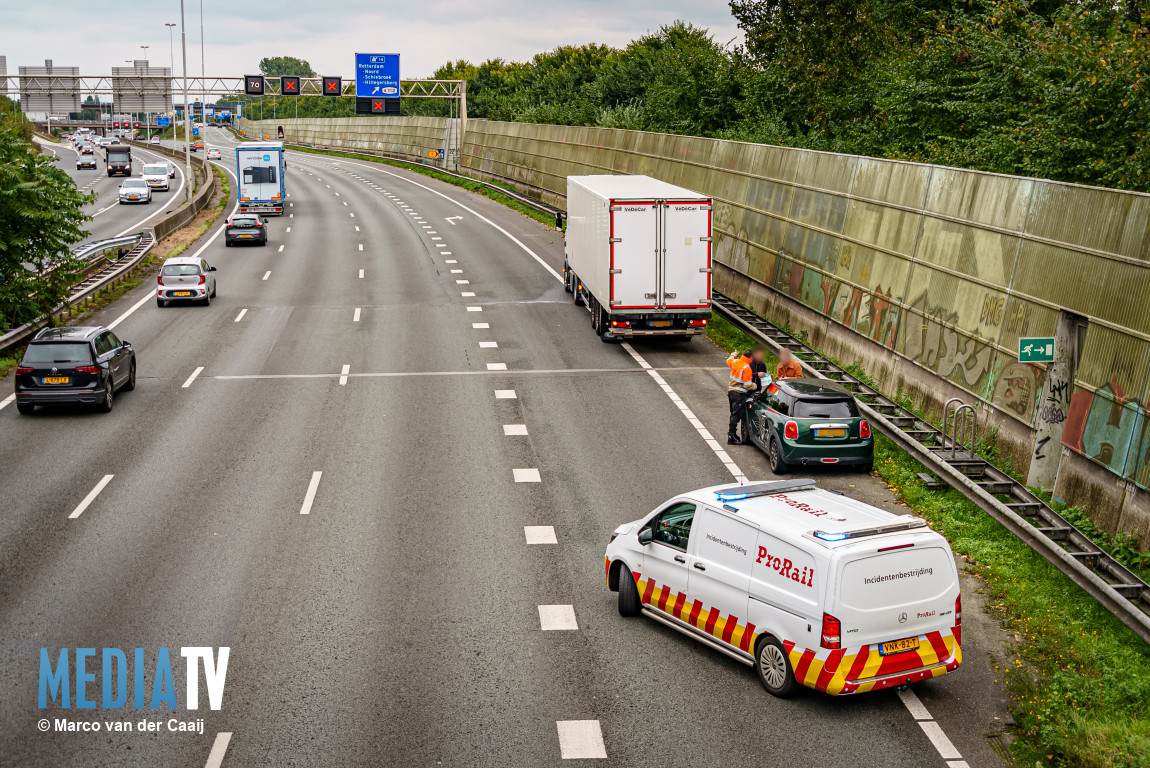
[744,379,873,473]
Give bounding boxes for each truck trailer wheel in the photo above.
[563,263,573,293]
[573,277,585,307]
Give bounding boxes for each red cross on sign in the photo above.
[373,100,384,111]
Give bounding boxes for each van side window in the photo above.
[649,503,695,551]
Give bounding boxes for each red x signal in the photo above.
[327,82,337,91]
[285,81,297,91]
[373,100,383,111]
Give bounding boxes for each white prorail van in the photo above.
[604,479,962,697]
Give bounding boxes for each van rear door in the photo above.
[832,539,958,649]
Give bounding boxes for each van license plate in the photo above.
[880,637,919,655]
[651,321,671,327]
[815,428,846,438]
[42,376,70,385]
[173,291,191,297]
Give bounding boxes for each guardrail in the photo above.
[1,143,221,359]
[0,232,155,356]
[711,295,1150,644]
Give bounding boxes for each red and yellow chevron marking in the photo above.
[629,568,961,695]
[633,571,759,654]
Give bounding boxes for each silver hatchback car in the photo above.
[156,256,217,307]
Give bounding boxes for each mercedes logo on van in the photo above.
[898,612,908,624]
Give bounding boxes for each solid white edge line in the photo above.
[917,721,962,760]
[203,731,232,768]
[182,366,205,388]
[897,688,932,720]
[299,471,323,515]
[68,474,114,519]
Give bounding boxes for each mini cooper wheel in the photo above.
[755,636,797,698]
[768,436,790,474]
[618,567,642,617]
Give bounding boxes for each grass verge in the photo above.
[872,435,1150,768]
[291,146,560,228]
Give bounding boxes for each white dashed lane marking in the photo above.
[68,475,115,520]
[479,341,498,348]
[203,731,233,768]
[339,364,351,387]
[472,323,489,329]
[182,367,204,389]
[898,689,967,764]
[538,605,578,631]
[503,424,527,435]
[299,472,323,516]
[353,308,361,322]
[512,467,539,482]
[234,309,247,322]
[524,526,556,544]
[486,362,507,371]
[262,271,271,281]
[494,389,516,399]
[556,721,607,760]
[461,292,476,297]
[358,269,364,279]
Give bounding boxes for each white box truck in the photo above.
[236,141,286,216]
[563,175,713,341]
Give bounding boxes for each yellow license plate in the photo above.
[43,376,70,384]
[239,234,252,238]
[880,637,919,656]
[173,291,191,296]
[651,320,671,327]
[816,428,847,438]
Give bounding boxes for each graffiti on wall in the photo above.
[1063,380,1150,489]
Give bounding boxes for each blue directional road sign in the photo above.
[192,127,199,137]
[355,53,400,98]
[157,117,171,127]
[205,107,214,117]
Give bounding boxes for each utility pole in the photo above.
[180,0,192,203]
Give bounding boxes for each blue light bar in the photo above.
[715,492,749,501]
[814,531,850,542]
[713,479,815,502]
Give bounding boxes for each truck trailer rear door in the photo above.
[610,202,659,309]
[662,201,712,308]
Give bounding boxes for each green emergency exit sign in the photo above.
[1019,336,1055,363]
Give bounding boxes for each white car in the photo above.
[150,135,161,145]
[156,255,217,307]
[118,178,152,204]
[206,147,221,160]
[603,478,962,698]
[141,163,170,191]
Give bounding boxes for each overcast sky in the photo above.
[2,0,742,80]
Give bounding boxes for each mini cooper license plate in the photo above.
[880,637,919,655]
[815,428,847,438]
[651,320,671,327]
[173,291,191,297]
[42,376,69,384]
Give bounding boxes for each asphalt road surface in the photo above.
[0,127,1012,767]
[37,137,190,248]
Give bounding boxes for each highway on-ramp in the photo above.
[0,130,1010,767]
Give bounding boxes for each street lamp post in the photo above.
[166,23,176,128]
[139,47,149,138]
[180,0,192,203]
[199,0,206,108]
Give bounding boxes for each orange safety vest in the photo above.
[728,355,754,393]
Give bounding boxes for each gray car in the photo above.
[156,255,217,307]
[118,178,151,204]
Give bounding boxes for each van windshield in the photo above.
[793,399,858,419]
[838,545,954,611]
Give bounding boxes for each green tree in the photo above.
[259,56,317,78]
[0,128,96,327]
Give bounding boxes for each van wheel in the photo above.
[768,436,789,474]
[618,567,642,617]
[755,636,797,698]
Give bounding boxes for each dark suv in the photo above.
[13,326,136,414]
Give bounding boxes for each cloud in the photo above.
[2,0,741,81]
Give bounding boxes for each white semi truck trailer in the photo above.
[563,175,713,341]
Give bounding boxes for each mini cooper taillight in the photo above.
[860,419,871,439]
[784,420,799,440]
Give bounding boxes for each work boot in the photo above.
[727,434,743,446]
